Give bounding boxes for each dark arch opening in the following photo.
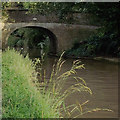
[25,26,58,55]
[8,26,58,58]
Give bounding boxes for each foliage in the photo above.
[23,2,119,57]
[2,49,90,118]
[2,2,119,29]
[8,28,50,56]
[65,31,119,57]
[3,2,119,57]
[7,35,22,47]
[2,2,16,22]
[2,49,61,118]
[2,49,113,118]
[22,2,119,25]
[23,2,76,21]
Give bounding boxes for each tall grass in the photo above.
[2,49,113,118]
[2,49,60,118]
[34,52,113,118]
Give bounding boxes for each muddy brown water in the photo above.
[37,56,118,118]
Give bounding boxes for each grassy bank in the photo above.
[2,49,93,118]
[2,49,112,118]
[2,49,60,118]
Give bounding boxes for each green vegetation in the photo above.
[58,3,119,57]
[2,2,119,57]
[2,49,113,118]
[8,28,50,56]
[2,2,117,117]
[2,49,60,118]
[2,49,90,118]
[27,2,119,57]
[8,28,49,48]
[65,31,119,57]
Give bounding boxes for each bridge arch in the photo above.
[2,23,98,54]
[6,25,58,55]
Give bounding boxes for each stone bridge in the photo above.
[2,22,98,54]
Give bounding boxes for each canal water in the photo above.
[40,56,118,118]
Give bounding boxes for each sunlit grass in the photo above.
[35,51,113,118]
[2,49,113,118]
[2,49,60,118]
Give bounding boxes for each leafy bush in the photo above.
[65,31,119,57]
[8,36,22,48]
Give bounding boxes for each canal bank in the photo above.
[62,54,119,64]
